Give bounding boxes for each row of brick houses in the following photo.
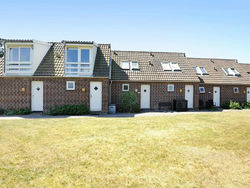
[0,38,249,113]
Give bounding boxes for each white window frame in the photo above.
[122,84,129,91]
[131,61,139,70]
[65,47,91,76]
[233,87,239,93]
[223,68,240,76]
[121,61,130,70]
[121,61,140,70]
[162,62,181,72]
[199,87,205,93]
[194,67,208,75]
[66,81,75,90]
[168,84,174,92]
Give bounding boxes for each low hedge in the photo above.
[47,104,90,115]
[1,108,31,115]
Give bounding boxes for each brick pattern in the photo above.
[198,84,248,107]
[0,77,109,113]
[111,81,199,111]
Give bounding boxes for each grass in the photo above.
[0,111,249,187]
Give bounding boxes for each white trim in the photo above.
[162,62,181,72]
[233,87,239,93]
[66,81,75,90]
[168,84,174,92]
[199,87,205,93]
[122,84,129,91]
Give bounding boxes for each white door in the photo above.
[185,85,194,108]
[90,82,102,111]
[31,81,43,111]
[247,88,250,102]
[141,85,150,109]
[213,87,220,106]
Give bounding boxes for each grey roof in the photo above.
[239,63,250,73]
[3,39,33,43]
[187,58,250,85]
[111,50,199,82]
[34,43,111,77]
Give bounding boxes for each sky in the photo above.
[1,0,250,63]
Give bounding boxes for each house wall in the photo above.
[0,77,109,113]
[111,81,199,111]
[198,84,248,107]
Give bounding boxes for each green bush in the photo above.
[3,108,31,115]
[47,104,90,115]
[244,101,250,109]
[121,91,140,113]
[229,101,242,110]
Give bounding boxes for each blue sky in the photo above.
[1,0,250,63]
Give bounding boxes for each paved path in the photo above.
[0,109,245,120]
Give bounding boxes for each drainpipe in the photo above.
[108,52,112,105]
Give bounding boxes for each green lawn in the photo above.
[0,111,249,187]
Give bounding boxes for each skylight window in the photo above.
[131,61,139,70]
[121,61,130,69]
[121,61,139,70]
[193,67,208,75]
[162,62,181,72]
[223,68,240,76]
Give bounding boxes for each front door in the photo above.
[90,82,102,111]
[141,85,150,109]
[185,85,194,108]
[213,87,220,106]
[31,81,43,111]
[247,88,250,102]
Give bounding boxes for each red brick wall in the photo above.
[198,84,248,107]
[0,77,109,113]
[111,81,200,111]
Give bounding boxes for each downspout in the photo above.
[108,53,112,105]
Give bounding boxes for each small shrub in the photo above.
[47,104,90,115]
[229,101,242,110]
[121,91,140,113]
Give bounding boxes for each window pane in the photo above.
[65,68,78,72]
[121,62,130,69]
[162,62,171,71]
[20,48,30,61]
[9,48,19,61]
[131,61,139,69]
[81,49,90,62]
[80,64,90,67]
[200,67,207,74]
[65,64,78,67]
[67,48,78,62]
[171,62,181,70]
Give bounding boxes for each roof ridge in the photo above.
[112,50,185,55]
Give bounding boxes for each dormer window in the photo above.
[223,68,240,76]
[121,61,139,70]
[193,67,208,75]
[6,47,32,74]
[162,62,181,72]
[65,47,91,76]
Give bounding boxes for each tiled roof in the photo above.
[111,50,199,82]
[62,40,94,44]
[187,58,250,85]
[239,63,250,73]
[34,43,111,77]
[3,39,33,43]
